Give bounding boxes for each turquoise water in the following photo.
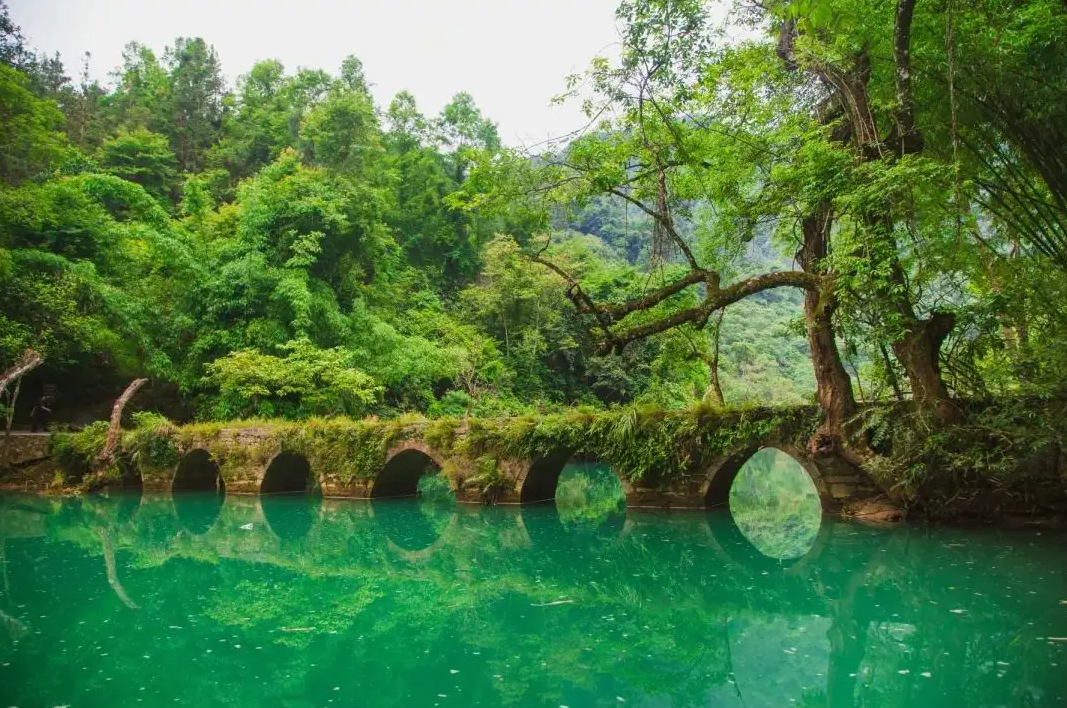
[0,490,1065,708]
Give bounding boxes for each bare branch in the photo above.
[606,186,701,269]
[0,350,43,399]
[94,378,148,473]
[599,270,822,354]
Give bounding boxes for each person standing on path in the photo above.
[30,394,53,432]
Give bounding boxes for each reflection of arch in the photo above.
[701,445,828,507]
[173,492,224,536]
[703,509,828,576]
[260,452,314,495]
[172,449,225,493]
[108,489,143,525]
[372,447,447,499]
[260,494,321,542]
[380,509,459,562]
[519,503,626,549]
[370,499,455,553]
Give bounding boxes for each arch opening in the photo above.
[520,449,572,504]
[172,449,225,493]
[712,447,822,562]
[372,449,451,500]
[521,451,626,530]
[260,452,314,495]
[371,449,454,553]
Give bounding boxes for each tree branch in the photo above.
[891,0,923,155]
[0,350,43,399]
[600,268,715,321]
[94,378,148,475]
[599,270,822,354]
[607,186,701,269]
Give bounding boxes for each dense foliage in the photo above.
[3,0,1067,502]
[0,1,826,422]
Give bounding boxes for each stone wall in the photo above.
[0,433,50,467]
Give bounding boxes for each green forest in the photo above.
[2,0,1066,458]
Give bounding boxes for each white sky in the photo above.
[9,0,624,146]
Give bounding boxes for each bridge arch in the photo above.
[116,459,143,491]
[701,445,828,508]
[519,449,630,504]
[372,443,452,499]
[172,449,226,493]
[260,451,315,495]
[519,448,573,503]
[702,446,826,572]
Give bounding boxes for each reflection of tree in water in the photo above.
[80,494,145,609]
[554,460,626,528]
[3,496,1067,708]
[729,448,822,560]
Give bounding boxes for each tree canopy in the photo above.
[1,0,1066,444]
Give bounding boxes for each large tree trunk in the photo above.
[799,205,862,456]
[780,2,958,423]
[891,313,958,421]
[2,377,21,469]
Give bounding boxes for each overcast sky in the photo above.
[9,0,624,146]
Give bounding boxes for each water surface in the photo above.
[0,491,1064,708]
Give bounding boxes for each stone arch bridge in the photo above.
[122,408,884,513]
[1,408,885,512]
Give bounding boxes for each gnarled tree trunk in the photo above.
[779,1,959,423]
[798,204,864,458]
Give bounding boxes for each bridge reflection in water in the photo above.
[1,489,1064,708]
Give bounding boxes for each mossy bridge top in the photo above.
[15,405,885,513]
